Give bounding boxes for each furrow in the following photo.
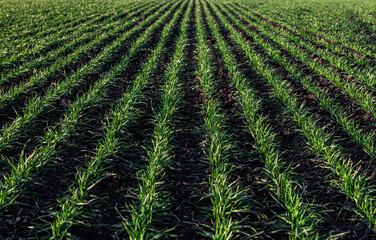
[203,0,322,239]
[121,1,192,238]
[208,0,376,232]
[0,0,182,214]
[0,1,171,154]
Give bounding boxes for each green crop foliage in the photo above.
[1,0,376,238]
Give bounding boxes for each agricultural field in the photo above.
[1,0,376,238]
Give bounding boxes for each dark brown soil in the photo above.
[0,2,183,238]
[2,0,376,239]
[208,2,376,239]
[0,2,168,133]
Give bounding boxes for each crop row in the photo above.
[0,0,181,212]
[208,0,376,233]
